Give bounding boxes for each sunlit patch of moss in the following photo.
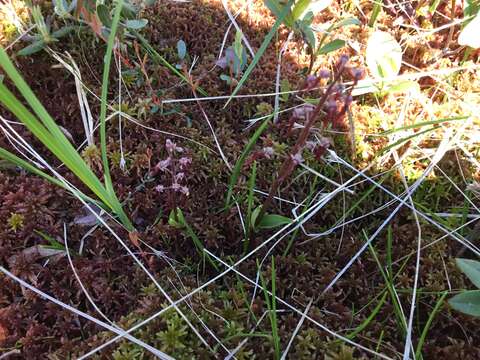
[0,0,28,46]
[8,212,24,232]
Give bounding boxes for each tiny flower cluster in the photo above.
[153,139,192,196]
[286,56,363,160]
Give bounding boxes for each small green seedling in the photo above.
[264,0,358,72]
[449,258,480,317]
[217,30,248,85]
[18,5,75,56]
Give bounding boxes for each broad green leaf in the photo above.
[177,39,186,59]
[449,290,480,317]
[291,0,312,22]
[96,4,112,27]
[17,40,46,56]
[124,19,148,29]
[333,17,360,29]
[257,214,292,229]
[317,39,345,55]
[458,12,480,48]
[307,0,333,14]
[456,258,480,288]
[366,31,402,79]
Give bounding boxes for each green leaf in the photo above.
[333,17,361,29]
[96,4,112,27]
[291,0,312,22]
[458,12,480,48]
[302,26,316,49]
[385,80,420,94]
[234,30,243,61]
[448,290,480,316]
[456,258,480,288]
[17,40,46,56]
[124,19,148,29]
[317,39,345,55]
[366,31,402,79]
[51,25,75,39]
[307,0,333,14]
[177,39,186,59]
[257,214,292,229]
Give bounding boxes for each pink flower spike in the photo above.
[155,185,165,192]
[291,152,303,165]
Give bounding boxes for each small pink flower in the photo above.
[155,185,165,192]
[171,182,181,191]
[155,157,171,172]
[291,152,303,165]
[179,157,192,167]
[292,104,315,119]
[180,186,190,196]
[263,147,274,159]
[165,139,176,153]
[175,172,185,181]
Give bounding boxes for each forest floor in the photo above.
[1,0,480,359]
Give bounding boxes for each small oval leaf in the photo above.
[456,258,480,289]
[124,19,148,29]
[177,40,187,59]
[257,214,292,229]
[317,39,346,55]
[448,290,480,317]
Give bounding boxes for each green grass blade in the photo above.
[0,83,114,208]
[368,0,383,27]
[345,291,388,340]
[224,0,294,108]
[97,0,134,230]
[377,116,468,136]
[99,0,122,195]
[175,208,219,271]
[415,291,448,359]
[225,117,271,207]
[244,161,257,252]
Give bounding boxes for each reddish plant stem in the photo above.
[254,64,348,229]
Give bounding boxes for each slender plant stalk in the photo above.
[255,65,348,227]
